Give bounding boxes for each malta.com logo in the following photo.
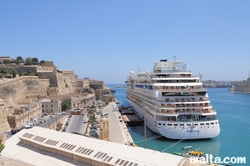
[189,154,247,165]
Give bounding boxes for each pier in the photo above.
[119,106,144,126]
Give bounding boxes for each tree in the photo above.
[0,139,5,153]
[32,57,39,65]
[88,114,96,124]
[16,56,24,61]
[40,60,45,65]
[61,100,71,111]
[24,57,32,65]
[12,69,18,78]
[16,56,24,63]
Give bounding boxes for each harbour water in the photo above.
[108,83,250,165]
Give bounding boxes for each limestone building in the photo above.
[0,56,13,63]
[7,102,42,129]
[40,99,61,115]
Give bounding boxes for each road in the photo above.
[39,115,65,128]
[66,115,88,135]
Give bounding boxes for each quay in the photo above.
[101,102,134,145]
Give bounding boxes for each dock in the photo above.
[119,106,144,126]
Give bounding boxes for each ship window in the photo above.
[158,123,161,125]
[211,123,214,125]
[163,124,166,126]
[167,124,172,126]
[180,124,184,126]
[186,124,191,126]
[206,123,209,125]
[200,123,204,125]
[174,124,178,126]
[215,122,217,124]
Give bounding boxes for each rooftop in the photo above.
[2,127,186,166]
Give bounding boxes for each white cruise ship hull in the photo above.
[128,99,220,139]
[157,120,220,139]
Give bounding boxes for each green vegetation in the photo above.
[0,139,5,153]
[90,132,99,138]
[49,84,54,87]
[16,56,24,64]
[40,60,45,65]
[32,57,39,64]
[24,57,32,65]
[0,67,18,78]
[61,100,71,111]
[56,122,63,131]
[28,72,35,76]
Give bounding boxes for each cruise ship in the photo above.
[125,57,220,139]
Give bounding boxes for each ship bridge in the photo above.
[153,58,187,74]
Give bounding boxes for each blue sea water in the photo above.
[107,83,250,165]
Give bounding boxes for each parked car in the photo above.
[90,126,97,130]
[93,124,99,128]
[89,129,97,133]
[83,119,88,123]
[5,131,12,137]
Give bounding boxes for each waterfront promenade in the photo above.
[102,102,134,145]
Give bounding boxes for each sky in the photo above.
[1,0,250,83]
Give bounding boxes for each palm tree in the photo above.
[0,139,5,153]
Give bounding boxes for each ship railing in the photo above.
[154,86,206,91]
[164,97,209,102]
[158,118,217,122]
[161,103,211,108]
[159,109,215,114]
[157,87,206,92]
[151,75,198,78]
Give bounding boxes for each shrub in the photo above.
[4,75,12,78]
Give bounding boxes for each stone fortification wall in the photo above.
[17,66,37,74]
[89,80,104,90]
[36,66,55,72]
[0,99,10,132]
[234,86,250,93]
[46,94,71,102]
[0,76,49,132]
[17,65,58,87]
[61,70,77,82]
[56,73,74,95]
[37,72,57,87]
[0,76,45,106]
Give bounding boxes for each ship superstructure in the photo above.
[126,57,220,139]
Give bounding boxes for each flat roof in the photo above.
[2,127,186,166]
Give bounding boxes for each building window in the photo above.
[42,105,44,107]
